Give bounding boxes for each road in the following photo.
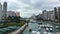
[2,19,60,34]
[22,19,60,34]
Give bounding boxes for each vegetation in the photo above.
[18,20,26,27]
[0,16,27,28]
[7,16,20,23]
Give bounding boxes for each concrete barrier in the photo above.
[8,23,28,34]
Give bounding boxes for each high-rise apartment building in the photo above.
[2,1,7,19]
[0,3,2,20]
[58,7,60,23]
[54,7,58,21]
[42,10,48,20]
[48,11,55,21]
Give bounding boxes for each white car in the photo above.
[47,24,50,28]
[45,25,47,27]
[49,28,53,31]
[42,25,45,27]
[38,25,42,28]
[46,28,49,31]
[50,26,53,28]
[56,26,59,29]
[48,33,52,34]
[38,27,41,30]
[31,31,37,34]
[39,25,42,28]
[37,31,40,34]
[43,31,48,34]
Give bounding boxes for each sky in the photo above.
[0,0,60,18]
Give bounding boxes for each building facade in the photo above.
[48,11,55,21]
[42,10,48,20]
[7,11,20,17]
[2,2,7,19]
[7,11,16,17]
[54,7,58,21]
[15,12,20,16]
[0,3,2,20]
[42,10,55,21]
[58,7,60,23]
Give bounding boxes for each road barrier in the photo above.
[8,23,28,34]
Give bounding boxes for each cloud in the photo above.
[0,0,60,18]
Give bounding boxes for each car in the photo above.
[44,25,47,27]
[37,31,40,34]
[50,26,53,28]
[47,24,50,28]
[42,25,45,28]
[46,28,49,31]
[38,27,41,31]
[38,23,42,25]
[43,31,48,34]
[38,25,42,28]
[49,28,53,32]
[48,33,52,34]
[42,25,46,28]
[31,31,37,34]
[29,29,32,32]
[31,21,37,23]
[56,26,59,29]
[44,25,47,28]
